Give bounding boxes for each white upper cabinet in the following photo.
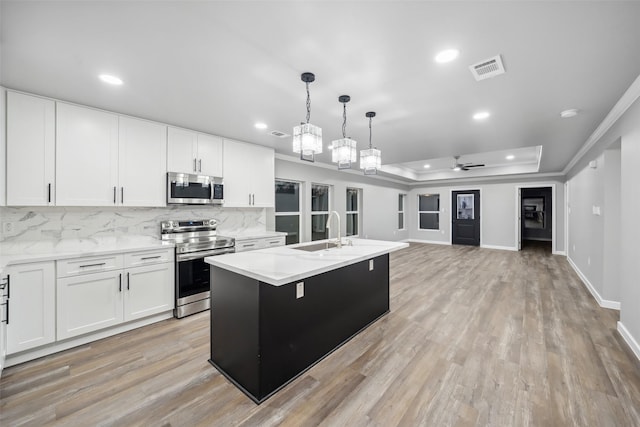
[118,116,167,206]
[6,92,56,206]
[196,133,223,177]
[223,139,274,208]
[56,103,119,206]
[167,127,223,176]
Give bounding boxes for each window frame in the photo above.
[398,194,406,230]
[310,183,331,241]
[346,187,361,237]
[418,193,440,231]
[274,179,301,245]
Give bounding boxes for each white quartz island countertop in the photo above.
[205,238,409,286]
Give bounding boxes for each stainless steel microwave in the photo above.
[167,172,223,205]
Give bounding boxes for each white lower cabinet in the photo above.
[56,249,174,340]
[124,262,174,321]
[6,262,56,354]
[57,270,124,340]
[235,236,286,253]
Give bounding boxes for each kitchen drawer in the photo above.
[57,254,123,278]
[235,239,262,253]
[263,236,285,248]
[124,248,173,268]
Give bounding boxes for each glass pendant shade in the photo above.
[360,147,381,175]
[293,123,322,157]
[331,137,357,169]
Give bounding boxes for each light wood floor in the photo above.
[2,243,640,426]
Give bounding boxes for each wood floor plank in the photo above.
[2,242,640,426]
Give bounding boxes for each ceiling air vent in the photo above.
[469,55,505,81]
[269,130,290,138]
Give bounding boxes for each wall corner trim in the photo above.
[567,256,621,310]
[617,321,640,363]
[563,74,640,175]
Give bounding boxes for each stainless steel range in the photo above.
[161,219,235,318]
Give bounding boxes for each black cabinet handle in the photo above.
[141,255,162,260]
[6,274,9,299]
[80,263,106,268]
[113,186,117,204]
[121,187,124,204]
[48,183,52,203]
[119,273,122,292]
[127,272,130,290]
[2,301,8,325]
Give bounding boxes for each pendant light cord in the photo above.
[369,116,373,149]
[306,82,311,124]
[342,102,347,138]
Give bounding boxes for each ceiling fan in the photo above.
[452,155,485,171]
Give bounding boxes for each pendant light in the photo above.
[293,72,322,162]
[360,111,381,175]
[331,95,357,169]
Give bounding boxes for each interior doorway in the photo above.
[519,186,553,253]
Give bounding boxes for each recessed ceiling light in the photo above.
[254,122,268,129]
[435,49,460,63]
[560,109,578,118]
[423,164,431,169]
[98,74,123,85]
[506,154,515,160]
[473,111,490,120]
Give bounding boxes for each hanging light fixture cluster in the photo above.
[293,72,381,174]
[331,95,357,169]
[360,111,381,175]
[292,72,323,162]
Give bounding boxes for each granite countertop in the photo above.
[205,238,409,286]
[0,236,174,273]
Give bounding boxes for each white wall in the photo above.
[603,146,621,303]
[409,179,565,252]
[273,157,410,242]
[567,153,605,302]
[566,77,640,359]
[0,87,6,206]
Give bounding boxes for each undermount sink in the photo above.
[292,242,340,252]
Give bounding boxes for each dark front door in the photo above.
[452,190,480,246]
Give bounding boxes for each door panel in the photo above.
[452,190,480,246]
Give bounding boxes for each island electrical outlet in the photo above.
[296,282,304,299]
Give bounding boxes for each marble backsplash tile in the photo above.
[0,206,267,243]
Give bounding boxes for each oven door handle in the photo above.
[176,248,235,262]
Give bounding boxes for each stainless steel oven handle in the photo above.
[176,248,235,262]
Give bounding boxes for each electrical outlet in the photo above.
[296,282,304,299]
[2,222,14,233]
[369,260,374,271]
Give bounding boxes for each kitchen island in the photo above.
[205,238,408,403]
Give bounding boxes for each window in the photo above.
[275,180,300,245]
[418,194,440,230]
[311,184,330,241]
[346,188,361,236]
[398,194,406,230]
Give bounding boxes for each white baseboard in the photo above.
[481,244,518,251]
[553,250,567,256]
[406,239,450,245]
[567,256,620,310]
[617,321,640,363]
[6,311,174,367]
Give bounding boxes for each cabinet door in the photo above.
[124,263,174,321]
[222,139,252,207]
[56,103,119,206]
[248,144,275,208]
[6,262,56,354]
[57,271,124,340]
[167,127,197,174]
[196,133,223,177]
[118,117,167,206]
[6,92,56,206]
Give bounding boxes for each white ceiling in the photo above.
[2,1,640,183]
